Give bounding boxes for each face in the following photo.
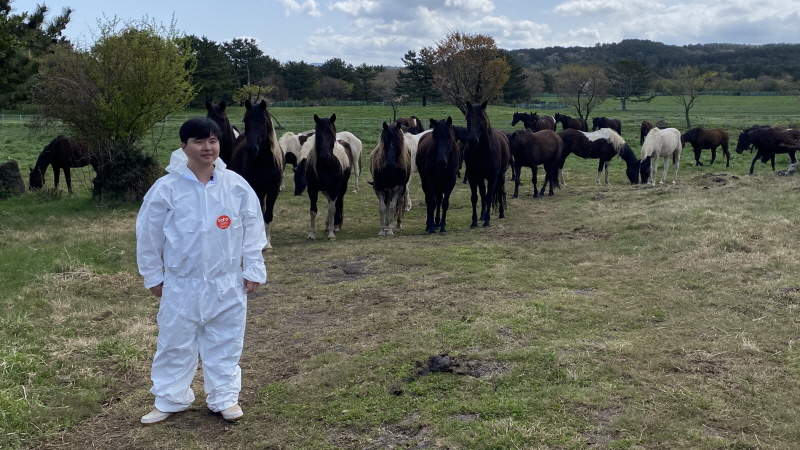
[181,135,220,169]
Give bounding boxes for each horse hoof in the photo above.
[470,224,478,229]
[378,231,386,236]
[307,236,315,241]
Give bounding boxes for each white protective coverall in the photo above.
[136,149,267,413]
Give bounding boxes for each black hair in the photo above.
[179,117,222,143]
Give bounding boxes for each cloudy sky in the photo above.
[12,0,800,67]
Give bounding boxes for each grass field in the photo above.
[1,98,800,449]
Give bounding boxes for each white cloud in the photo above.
[444,0,495,14]
[273,0,321,17]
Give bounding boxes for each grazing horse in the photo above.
[558,128,639,186]
[205,101,239,165]
[29,135,96,193]
[416,117,460,233]
[304,114,352,240]
[464,100,510,228]
[370,122,412,236]
[640,121,654,145]
[592,117,622,134]
[509,129,563,198]
[639,127,683,185]
[554,113,588,132]
[681,127,730,167]
[735,125,800,175]
[230,99,284,249]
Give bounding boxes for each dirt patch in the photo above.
[302,255,379,284]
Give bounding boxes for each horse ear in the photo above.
[205,101,212,111]
[245,99,252,110]
[330,114,336,124]
[446,116,452,126]
[260,99,267,109]
[219,101,226,111]
[429,119,436,128]
[314,114,320,123]
[383,122,388,130]
[465,101,472,110]
[480,100,488,109]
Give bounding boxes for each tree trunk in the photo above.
[684,109,691,128]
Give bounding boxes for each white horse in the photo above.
[336,131,363,193]
[640,127,682,185]
[401,128,431,211]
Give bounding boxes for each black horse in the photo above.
[682,127,730,167]
[417,117,461,233]
[464,100,510,228]
[592,117,622,134]
[736,125,800,174]
[558,128,639,185]
[205,101,239,165]
[554,113,588,132]
[304,114,352,240]
[509,129,563,198]
[230,99,284,249]
[640,121,654,145]
[29,135,96,193]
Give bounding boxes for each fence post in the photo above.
[19,115,23,124]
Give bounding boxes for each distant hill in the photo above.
[509,39,800,80]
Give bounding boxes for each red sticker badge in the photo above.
[216,215,231,229]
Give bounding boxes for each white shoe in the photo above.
[140,408,174,425]
[220,404,243,422]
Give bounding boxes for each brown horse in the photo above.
[416,117,461,233]
[532,113,557,131]
[464,100,510,228]
[735,125,800,174]
[592,117,622,134]
[29,135,96,193]
[205,101,239,165]
[681,127,730,167]
[370,122,412,236]
[509,129,563,198]
[640,121,654,145]
[554,113,588,132]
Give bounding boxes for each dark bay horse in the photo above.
[29,135,96,193]
[736,125,800,175]
[305,114,352,240]
[230,99,284,249]
[205,101,239,165]
[592,117,622,134]
[558,128,639,185]
[681,127,730,167]
[416,117,461,233]
[396,116,424,134]
[370,122,412,236]
[464,100,510,228]
[640,121,654,145]
[554,113,588,132]
[509,129,563,198]
[532,113,557,131]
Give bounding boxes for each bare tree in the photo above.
[663,66,717,128]
[429,31,510,114]
[554,64,610,121]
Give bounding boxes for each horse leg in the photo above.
[479,182,489,225]
[595,159,604,185]
[440,190,451,233]
[262,188,279,250]
[307,189,319,240]
[53,166,61,191]
[545,163,555,196]
[352,160,360,193]
[512,163,521,199]
[386,191,399,236]
[404,179,412,212]
[469,180,479,229]
[63,167,73,194]
[672,153,680,184]
[425,188,437,234]
[326,196,337,240]
[660,156,669,184]
[497,174,506,219]
[723,144,730,167]
[434,191,443,228]
[394,188,405,232]
[377,191,388,236]
[334,182,347,233]
[604,161,610,185]
[749,154,759,175]
[709,146,716,165]
[532,165,539,199]
[694,146,703,166]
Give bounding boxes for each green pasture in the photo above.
[1,98,800,449]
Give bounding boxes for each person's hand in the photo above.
[244,279,260,294]
[149,283,163,298]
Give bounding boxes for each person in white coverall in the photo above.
[136,117,267,425]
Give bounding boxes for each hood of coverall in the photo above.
[166,148,228,177]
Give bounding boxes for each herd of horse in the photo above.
[25,104,800,245]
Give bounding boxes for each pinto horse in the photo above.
[370,122,412,236]
[681,127,730,167]
[554,113,588,132]
[640,121,654,145]
[230,99,284,249]
[417,117,460,233]
[532,113,557,131]
[396,116,424,134]
[304,114,352,240]
[735,125,800,174]
[205,101,239,165]
[639,127,682,185]
[592,117,622,134]
[509,129,563,198]
[557,128,639,186]
[464,100,510,228]
[29,135,96,193]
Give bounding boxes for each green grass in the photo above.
[1,99,800,449]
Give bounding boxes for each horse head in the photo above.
[464,100,489,147]
[29,166,44,190]
[313,113,337,164]
[511,112,522,127]
[735,130,751,154]
[592,117,600,131]
[379,121,404,169]
[431,116,455,167]
[206,101,231,130]
[621,145,640,184]
[243,99,271,155]
[639,156,652,184]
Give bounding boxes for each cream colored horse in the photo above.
[640,127,682,185]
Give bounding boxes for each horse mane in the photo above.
[599,128,627,155]
[263,117,283,170]
[370,123,410,175]
[304,133,351,179]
